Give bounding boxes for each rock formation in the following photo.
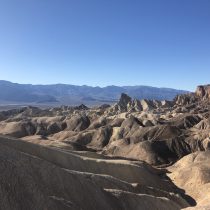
[195,85,210,100]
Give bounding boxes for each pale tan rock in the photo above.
[168,151,210,207]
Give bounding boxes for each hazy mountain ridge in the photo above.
[0,80,188,105]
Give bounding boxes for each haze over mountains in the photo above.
[0,80,188,105]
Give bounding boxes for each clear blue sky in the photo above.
[0,0,210,91]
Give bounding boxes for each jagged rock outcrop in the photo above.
[195,85,210,100]
[109,93,173,115]
[174,93,197,106]
[118,93,132,111]
[174,85,210,106]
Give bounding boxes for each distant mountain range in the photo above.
[0,80,189,105]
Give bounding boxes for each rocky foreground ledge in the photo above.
[0,85,210,209]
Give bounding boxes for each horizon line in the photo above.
[0,79,192,91]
